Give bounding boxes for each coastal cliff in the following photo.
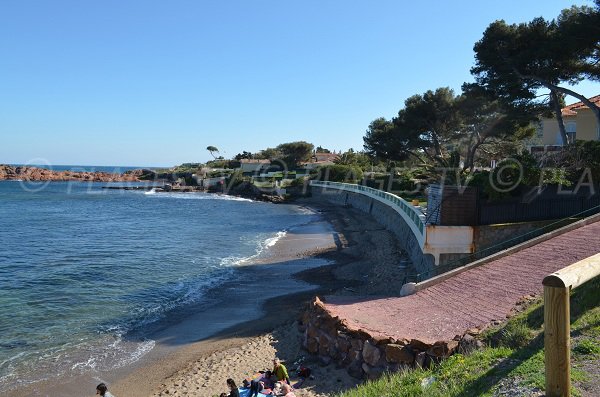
[0,165,151,182]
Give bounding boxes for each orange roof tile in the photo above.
[561,94,600,116]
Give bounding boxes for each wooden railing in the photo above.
[543,253,600,397]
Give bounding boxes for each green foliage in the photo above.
[573,339,600,356]
[497,321,533,349]
[206,145,219,159]
[225,169,244,187]
[335,149,373,170]
[288,176,309,188]
[255,147,280,160]
[467,151,573,201]
[234,151,253,160]
[315,146,331,153]
[208,169,233,178]
[364,88,464,167]
[311,164,363,183]
[471,6,600,136]
[366,168,421,194]
[338,277,600,397]
[566,140,600,183]
[205,159,238,169]
[275,141,314,168]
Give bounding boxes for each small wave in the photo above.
[264,231,287,248]
[143,191,254,202]
[218,230,287,268]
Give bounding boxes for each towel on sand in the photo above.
[238,388,270,397]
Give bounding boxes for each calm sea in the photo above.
[0,180,314,392]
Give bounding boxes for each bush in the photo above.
[574,339,600,356]
[225,170,244,188]
[366,173,418,194]
[311,164,363,183]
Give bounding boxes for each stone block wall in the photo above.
[301,298,480,379]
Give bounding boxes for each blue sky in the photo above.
[1,0,598,167]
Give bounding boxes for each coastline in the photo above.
[120,199,414,397]
[5,199,413,397]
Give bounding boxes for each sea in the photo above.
[0,172,318,393]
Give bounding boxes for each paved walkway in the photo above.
[323,220,600,343]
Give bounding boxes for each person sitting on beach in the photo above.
[96,383,115,397]
[281,382,297,397]
[248,370,273,397]
[225,378,240,397]
[272,358,290,385]
[273,382,296,397]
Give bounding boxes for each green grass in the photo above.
[336,277,600,397]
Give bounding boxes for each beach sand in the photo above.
[7,199,412,397]
[117,199,413,397]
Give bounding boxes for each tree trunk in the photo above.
[513,69,600,130]
[550,90,570,146]
[549,84,600,128]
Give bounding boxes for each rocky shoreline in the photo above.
[0,164,149,182]
[0,165,289,203]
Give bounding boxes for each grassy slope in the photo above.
[336,277,600,397]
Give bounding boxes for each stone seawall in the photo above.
[310,186,436,275]
[300,297,481,380]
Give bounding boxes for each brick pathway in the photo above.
[323,220,600,343]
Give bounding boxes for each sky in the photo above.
[1,0,598,167]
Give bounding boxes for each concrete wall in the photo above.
[311,186,436,275]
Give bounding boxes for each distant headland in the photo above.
[0,164,151,182]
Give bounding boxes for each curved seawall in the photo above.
[309,182,437,275]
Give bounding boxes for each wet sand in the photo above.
[7,199,412,397]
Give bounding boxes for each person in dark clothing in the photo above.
[226,378,240,397]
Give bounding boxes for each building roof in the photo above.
[314,152,340,162]
[239,159,271,164]
[561,94,600,116]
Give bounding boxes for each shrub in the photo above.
[574,339,600,356]
[311,164,363,183]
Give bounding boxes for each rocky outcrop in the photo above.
[0,165,146,182]
[227,181,285,203]
[300,297,482,380]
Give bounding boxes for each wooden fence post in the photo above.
[544,285,571,397]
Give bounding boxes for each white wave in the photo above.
[144,191,254,202]
[144,188,157,195]
[218,230,287,268]
[264,230,287,248]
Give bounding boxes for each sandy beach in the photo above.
[7,199,411,397]
[117,199,411,397]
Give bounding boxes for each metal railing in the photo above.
[310,180,425,240]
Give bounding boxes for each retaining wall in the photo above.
[300,298,481,380]
[310,186,435,274]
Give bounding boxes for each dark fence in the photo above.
[428,184,600,226]
[480,194,600,224]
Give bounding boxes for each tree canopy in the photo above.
[364,88,463,166]
[471,5,600,143]
[206,146,219,159]
[275,141,314,169]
